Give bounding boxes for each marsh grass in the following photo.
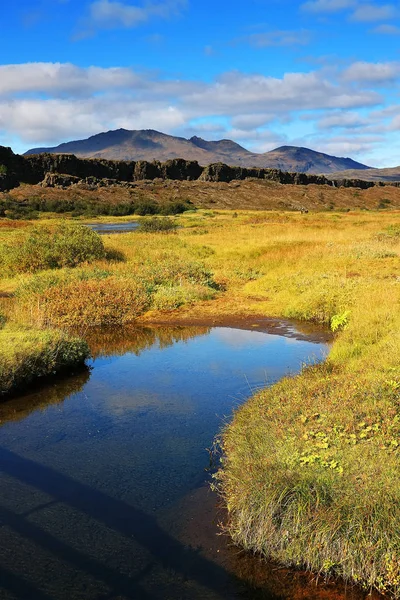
[0,325,89,396]
[4,209,400,594]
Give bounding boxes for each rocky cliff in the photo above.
[0,146,398,193]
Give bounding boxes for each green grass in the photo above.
[0,325,89,397]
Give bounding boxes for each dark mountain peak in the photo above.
[190,135,249,154]
[24,128,373,174]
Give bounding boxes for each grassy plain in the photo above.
[2,207,400,594]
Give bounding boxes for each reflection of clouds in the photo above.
[213,327,278,349]
[97,388,194,419]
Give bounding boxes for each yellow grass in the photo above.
[2,209,400,594]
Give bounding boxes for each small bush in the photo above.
[134,199,158,216]
[0,223,105,274]
[139,217,178,233]
[158,201,192,215]
[15,267,111,299]
[36,277,151,327]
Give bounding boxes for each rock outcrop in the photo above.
[0,145,398,193]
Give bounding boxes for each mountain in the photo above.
[257,146,371,175]
[25,129,372,174]
[330,166,400,183]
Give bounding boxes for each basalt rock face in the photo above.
[25,153,135,184]
[0,173,20,192]
[161,158,203,181]
[0,146,398,192]
[133,160,161,181]
[41,173,82,188]
[332,178,377,190]
[0,147,25,190]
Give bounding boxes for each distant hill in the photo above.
[331,165,400,183]
[25,129,372,175]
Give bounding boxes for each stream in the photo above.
[0,321,375,599]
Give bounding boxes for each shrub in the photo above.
[15,267,111,299]
[0,195,192,219]
[139,217,178,233]
[134,199,158,215]
[158,201,192,215]
[0,223,105,274]
[36,277,151,327]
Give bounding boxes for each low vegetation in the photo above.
[0,222,105,274]
[0,325,89,397]
[0,194,192,220]
[3,207,400,595]
[138,216,179,233]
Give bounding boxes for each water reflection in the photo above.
[0,324,372,599]
[0,369,90,427]
[85,324,211,358]
[86,222,139,234]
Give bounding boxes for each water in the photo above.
[0,322,373,599]
[86,222,139,234]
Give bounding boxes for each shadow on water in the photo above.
[0,447,275,600]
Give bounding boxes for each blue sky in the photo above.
[1,0,400,166]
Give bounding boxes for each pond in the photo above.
[86,222,139,234]
[0,321,373,599]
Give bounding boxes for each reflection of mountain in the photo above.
[85,325,212,359]
[0,369,90,427]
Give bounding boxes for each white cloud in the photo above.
[317,111,368,129]
[0,61,387,157]
[88,0,186,29]
[231,113,275,130]
[301,0,398,21]
[301,0,356,13]
[184,71,380,113]
[342,61,400,83]
[0,97,187,143]
[350,3,397,21]
[372,23,400,34]
[240,29,311,47]
[0,63,144,96]
[0,62,203,100]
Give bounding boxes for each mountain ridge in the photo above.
[25,128,372,175]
